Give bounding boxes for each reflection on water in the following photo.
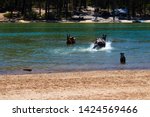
[0,23,150,74]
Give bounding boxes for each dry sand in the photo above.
[0,13,5,21]
[0,70,150,100]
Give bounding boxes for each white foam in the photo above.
[80,41,113,52]
[100,41,113,51]
[53,41,113,55]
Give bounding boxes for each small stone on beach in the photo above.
[23,68,32,72]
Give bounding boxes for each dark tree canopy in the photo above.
[1,0,150,20]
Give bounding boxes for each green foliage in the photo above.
[24,11,38,20]
[3,12,12,18]
[45,12,56,20]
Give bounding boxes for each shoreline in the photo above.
[1,16,150,24]
[0,69,150,100]
[0,67,150,75]
[1,20,150,24]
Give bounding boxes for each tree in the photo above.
[1,0,150,20]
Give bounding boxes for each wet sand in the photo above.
[0,70,150,100]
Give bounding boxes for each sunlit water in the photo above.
[0,23,150,74]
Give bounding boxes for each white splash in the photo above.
[53,41,113,55]
[80,41,113,52]
[100,41,113,51]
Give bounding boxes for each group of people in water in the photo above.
[66,34,126,64]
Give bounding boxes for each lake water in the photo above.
[0,23,150,74]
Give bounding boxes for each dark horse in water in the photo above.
[93,34,107,49]
[66,34,76,45]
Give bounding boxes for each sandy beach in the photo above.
[0,70,150,100]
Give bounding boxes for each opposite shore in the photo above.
[1,13,150,23]
[1,18,150,24]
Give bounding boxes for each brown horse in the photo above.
[66,34,76,45]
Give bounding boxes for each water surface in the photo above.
[0,23,150,74]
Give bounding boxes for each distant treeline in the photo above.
[0,0,150,20]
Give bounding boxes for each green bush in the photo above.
[3,12,12,18]
[24,11,38,20]
[42,12,57,20]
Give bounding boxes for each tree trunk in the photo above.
[64,0,68,19]
[45,0,48,20]
[22,0,26,16]
[38,0,42,16]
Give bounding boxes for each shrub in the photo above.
[3,12,12,18]
[24,11,38,20]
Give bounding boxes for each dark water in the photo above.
[0,23,150,74]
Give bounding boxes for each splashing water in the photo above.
[80,41,113,53]
[55,41,114,55]
[99,41,113,51]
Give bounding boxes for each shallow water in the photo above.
[0,23,150,74]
